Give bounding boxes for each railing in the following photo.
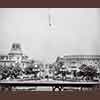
[0,80,100,92]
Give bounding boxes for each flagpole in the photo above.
[48,8,52,27]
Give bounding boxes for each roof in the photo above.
[63,55,100,59]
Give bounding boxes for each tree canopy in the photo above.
[78,64,97,80]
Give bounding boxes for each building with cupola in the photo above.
[0,43,31,69]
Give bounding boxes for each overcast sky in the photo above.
[0,8,100,63]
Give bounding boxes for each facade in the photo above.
[55,55,100,73]
[0,43,30,69]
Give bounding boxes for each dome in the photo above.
[8,43,23,55]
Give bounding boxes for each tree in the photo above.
[24,65,33,74]
[10,65,23,79]
[0,65,10,80]
[78,64,97,81]
[24,63,40,79]
[32,64,40,79]
[0,63,23,80]
[53,61,68,81]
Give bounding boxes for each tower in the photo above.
[8,43,23,60]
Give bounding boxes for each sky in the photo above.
[0,8,100,63]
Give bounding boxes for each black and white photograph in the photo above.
[0,8,100,92]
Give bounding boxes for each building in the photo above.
[55,55,100,73]
[0,43,30,69]
[0,43,44,80]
